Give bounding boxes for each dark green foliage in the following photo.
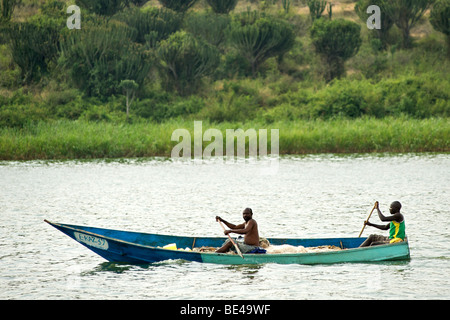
[306,0,327,21]
[156,31,220,95]
[379,0,434,48]
[157,0,198,13]
[310,18,362,81]
[129,0,148,6]
[430,0,450,56]
[205,0,238,14]
[75,0,127,16]
[0,0,448,130]
[0,0,17,23]
[6,18,61,84]
[117,7,183,45]
[60,22,150,98]
[287,75,450,119]
[228,11,295,76]
[354,0,394,50]
[184,11,230,47]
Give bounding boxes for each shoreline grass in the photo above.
[0,117,448,161]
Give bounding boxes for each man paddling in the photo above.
[215,208,259,253]
[360,201,406,247]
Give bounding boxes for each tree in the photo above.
[184,11,230,48]
[119,80,139,121]
[310,18,362,81]
[60,22,150,98]
[228,11,295,76]
[156,31,219,95]
[116,7,183,45]
[6,19,61,84]
[355,0,394,50]
[379,0,434,48]
[75,0,127,16]
[157,0,198,13]
[306,0,327,21]
[429,0,450,57]
[0,0,17,23]
[205,0,238,14]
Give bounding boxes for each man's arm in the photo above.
[376,208,403,222]
[216,216,244,230]
[225,219,255,235]
[365,221,390,230]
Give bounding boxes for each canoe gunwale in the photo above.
[44,220,410,264]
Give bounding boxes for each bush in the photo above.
[285,74,449,119]
[156,31,220,95]
[0,91,49,127]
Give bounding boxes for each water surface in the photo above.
[1,153,449,299]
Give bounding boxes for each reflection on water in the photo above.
[88,262,142,274]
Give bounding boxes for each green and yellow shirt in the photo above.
[389,220,405,243]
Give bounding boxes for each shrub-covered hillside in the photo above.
[0,0,448,127]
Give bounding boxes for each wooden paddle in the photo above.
[358,202,378,237]
[218,220,244,259]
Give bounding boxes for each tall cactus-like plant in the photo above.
[7,20,61,84]
[355,0,394,49]
[60,23,150,98]
[156,31,220,95]
[306,0,327,21]
[379,0,434,48]
[310,18,362,81]
[185,11,230,47]
[429,0,450,56]
[228,11,295,76]
[1,0,17,23]
[282,0,291,13]
[116,7,183,45]
[206,0,238,14]
[75,0,127,16]
[157,0,198,13]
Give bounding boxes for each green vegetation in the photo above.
[0,0,449,160]
[429,0,450,56]
[310,18,362,81]
[1,117,448,160]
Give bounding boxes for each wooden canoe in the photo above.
[44,220,410,265]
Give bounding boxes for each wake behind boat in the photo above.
[44,220,410,265]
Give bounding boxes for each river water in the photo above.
[1,153,449,300]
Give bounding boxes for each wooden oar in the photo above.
[218,220,244,259]
[358,202,378,237]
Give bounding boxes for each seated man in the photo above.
[215,208,260,254]
[360,201,406,247]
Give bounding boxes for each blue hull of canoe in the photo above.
[44,220,410,265]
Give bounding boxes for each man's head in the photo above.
[242,208,253,222]
[389,201,402,214]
